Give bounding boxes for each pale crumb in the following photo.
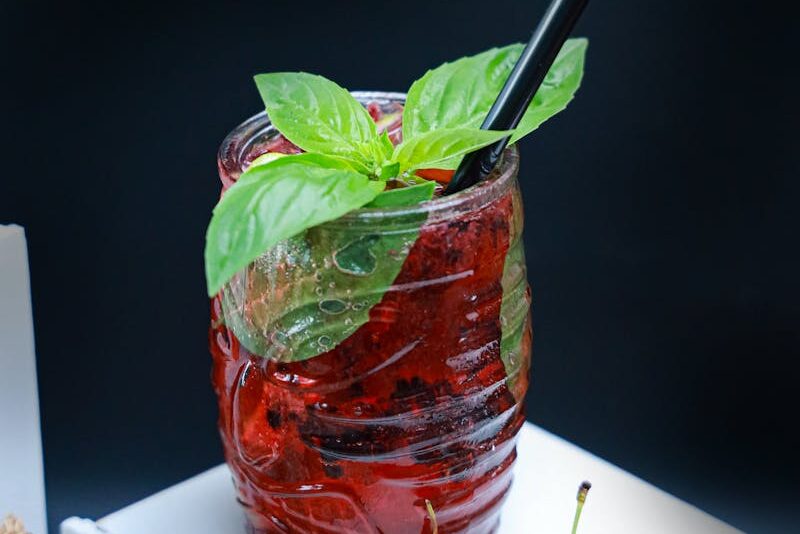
[0,514,31,534]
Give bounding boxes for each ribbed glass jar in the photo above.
[210,92,532,534]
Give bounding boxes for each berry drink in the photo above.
[210,94,532,533]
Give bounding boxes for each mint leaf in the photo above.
[393,128,511,171]
[205,153,382,296]
[365,180,436,208]
[254,73,376,158]
[403,38,587,144]
[510,38,588,143]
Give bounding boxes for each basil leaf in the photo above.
[510,38,588,143]
[393,128,511,171]
[403,38,587,143]
[249,152,287,168]
[499,223,530,399]
[205,153,382,296]
[377,131,394,160]
[220,211,426,362]
[254,72,377,158]
[377,161,400,181]
[365,180,436,208]
[353,133,394,174]
[404,45,521,140]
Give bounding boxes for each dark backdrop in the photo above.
[2,1,798,532]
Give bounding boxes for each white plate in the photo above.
[61,422,739,533]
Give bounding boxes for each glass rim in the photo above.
[217,90,520,226]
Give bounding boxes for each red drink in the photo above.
[210,94,531,533]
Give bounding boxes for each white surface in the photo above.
[60,423,738,534]
[0,225,48,534]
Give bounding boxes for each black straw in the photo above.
[444,0,589,195]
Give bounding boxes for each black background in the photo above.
[2,1,798,532]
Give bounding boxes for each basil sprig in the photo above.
[205,38,588,361]
[205,74,513,296]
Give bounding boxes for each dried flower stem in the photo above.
[425,499,438,534]
[571,481,592,534]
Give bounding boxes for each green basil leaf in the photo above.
[510,38,588,143]
[403,38,587,143]
[205,153,382,296]
[353,133,395,174]
[499,221,530,399]
[365,180,436,208]
[219,210,426,362]
[404,45,521,140]
[249,152,288,168]
[377,161,400,181]
[393,128,511,171]
[377,131,394,160]
[254,72,377,157]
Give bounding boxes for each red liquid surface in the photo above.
[210,103,531,533]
